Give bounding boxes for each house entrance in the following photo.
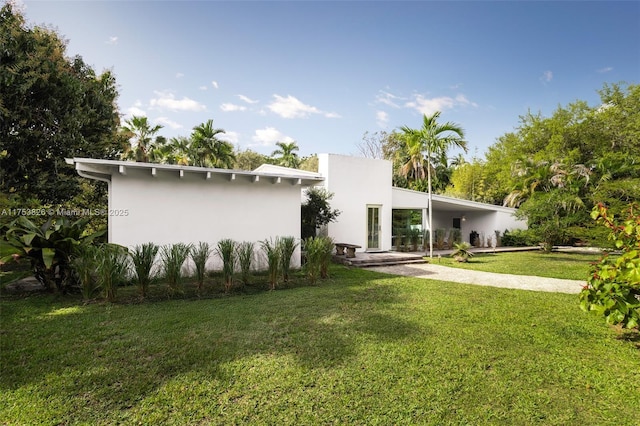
[367,206,381,250]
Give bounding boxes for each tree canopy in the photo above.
[446,82,640,247]
[0,3,123,205]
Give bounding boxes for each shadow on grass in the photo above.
[0,267,425,417]
[616,328,640,349]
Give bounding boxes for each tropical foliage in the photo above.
[301,187,341,240]
[399,112,467,256]
[580,203,640,329]
[0,3,121,213]
[271,141,301,168]
[1,216,105,293]
[446,82,640,247]
[130,242,159,298]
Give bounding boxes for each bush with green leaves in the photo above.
[236,241,255,286]
[1,216,105,293]
[435,228,446,249]
[319,236,335,279]
[449,228,462,246]
[408,228,421,251]
[450,242,474,263]
[217,239,236,293]
[301,187,341,240]
[303,237,324,285]
[278,236,298,283]
[131,242,159,298]
[580,204,640,329]
[72,245,99,300]
[260,238,281,290]
[96,243,130,302]
[161,243,192,295]
[190,242,211,292]
[501,229,536,247]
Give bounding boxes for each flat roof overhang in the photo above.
[66,158,325,186]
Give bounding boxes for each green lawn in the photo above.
[1,266,638,425]
[437,251,603,280]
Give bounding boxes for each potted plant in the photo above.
[450,242,474,263]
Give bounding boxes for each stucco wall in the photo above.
[110,168,303,269]
[319,154,393,251]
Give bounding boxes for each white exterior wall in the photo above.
[110,168,303,268]
[319,154,393,252]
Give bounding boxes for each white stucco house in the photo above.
[67,153,526,266]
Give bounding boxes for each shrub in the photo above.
[72,245,99,300]
[304,237,324,285]
[580,203,640,329]
[96,243,130,302]
[301,187,341,240]
[217,239,236,293]
[449,228,462,246]
[260,238,281,290]
[450,242,474,263]
[408,228,421,251]
[161,243,192,295]
[278,236,298,283]
[435,228,446,249]
[1,216,105,293]
[319,236,335,279]
[131,242,159,298]
[501,229,536,247]
[237,241,255,286]
[191,242,211,292]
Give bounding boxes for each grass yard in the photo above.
[1,266,639,425]
[437,251,603,280]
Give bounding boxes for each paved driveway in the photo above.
[366,263,586,294]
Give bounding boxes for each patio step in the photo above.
[332,252,428,268]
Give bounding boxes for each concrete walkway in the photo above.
[366,263,586,294]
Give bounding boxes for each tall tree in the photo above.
[271,141,301,168]
[190,119,234,168]
[234,149,269,171]
[0,3,122,205]
[120,116,165,163]
[400,112,467,257]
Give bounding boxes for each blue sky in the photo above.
[20,1,640,159]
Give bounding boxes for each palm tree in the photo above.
[121,116,165,163]
[154,137,191,165]
[271,141,301,168]
[190,119,235,168]
[400,112,467,258]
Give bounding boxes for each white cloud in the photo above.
[376,111,389,128]
[454,94,478,107]
[219,131,239,145]
[541,70,553,83]
[251,127,294,146]
[126,105,146,117]
[268,94,339,119]
[220,103,247,112]
[149,90,206,112]
[176,72,184,79]
[199,86,208,91]
[106,36,118,45]
[405,93,477,115]
[597,66,613,73]
[212,81,219,89]
[154,117,183,130]
[405,95,455,115]
[375,90,403,108]
[238,94,259,104]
